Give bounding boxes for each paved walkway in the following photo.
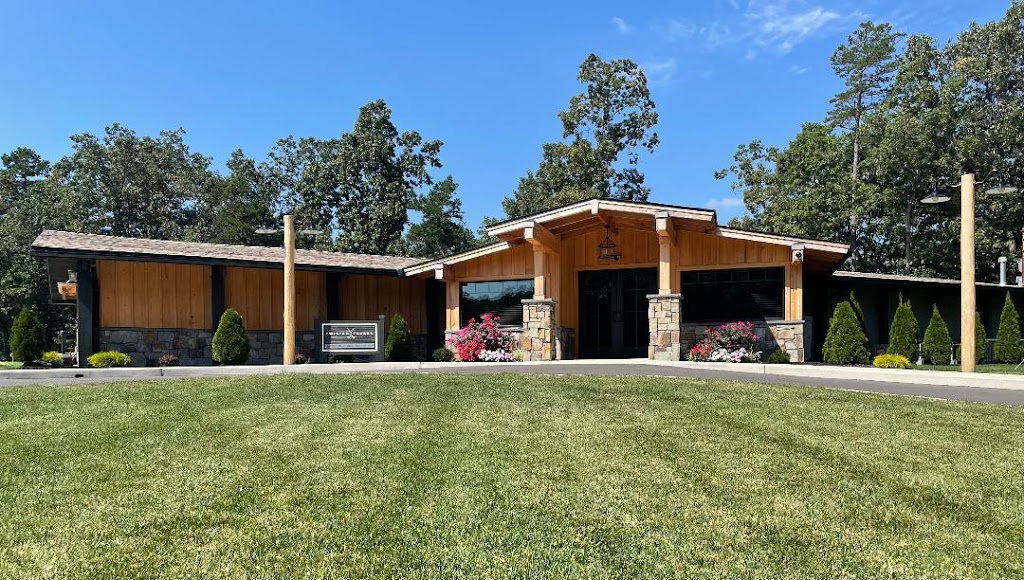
[1,359,1023,406]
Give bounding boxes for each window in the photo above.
[460,279,534,327]
[680,267,785,322]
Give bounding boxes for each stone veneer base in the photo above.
[680,320,806,363]
[521,299,559,361]
[99,327,426,366]
[648,294,682,361]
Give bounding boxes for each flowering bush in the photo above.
[688,322,761,363]
[449,314,516,362]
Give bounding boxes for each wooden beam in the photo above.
[533,245,547,299]
[658,236,673,294]
[433,264,445,280]
[655,211,675,238]
[591,199,608,226]
[524,221,560,254]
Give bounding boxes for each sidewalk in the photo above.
[2,358,1023,391]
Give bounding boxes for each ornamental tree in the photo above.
[822,301,871,365]
[994,292,1022,363]
[920,305,952,365]
[887,295,919,361]
[10,306,45,363]
[385,313,414,362]
[212,308,250,365]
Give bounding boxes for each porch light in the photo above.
[598,226,621,261]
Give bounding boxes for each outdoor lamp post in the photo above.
[256,215,322,365]
[921,174,1018,372]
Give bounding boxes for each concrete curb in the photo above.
[2,358,1023,391]
[651,361,1024,391]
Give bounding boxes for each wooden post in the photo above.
[283,214,296,366]
[961,174,976,372]
[76,259,97,368]
[655,211,675,294]
[533,245,547,299]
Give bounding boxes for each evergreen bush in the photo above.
[87,351,132,368]
[766,349,791,364]
[887,295,919,361]
[921,305,952,365]
[955,312,987,364]
[822,301,870,365]
[994,292,1022,363]
[872,354,910,369]
[385,313,414,362]
[10,307,46,364]
[38,351,63,368]
[847,292,873,355]
[212,308,251,365]
[432,346,455,362]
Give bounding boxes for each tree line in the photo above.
[718,2,1024,283]
[0,54,661,352]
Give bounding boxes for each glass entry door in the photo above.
[578,268,657,358]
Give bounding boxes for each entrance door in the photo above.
[578,268,657,358]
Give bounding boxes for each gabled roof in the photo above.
[31,230,426,274]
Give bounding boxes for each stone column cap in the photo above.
[522,299,558,305]
[646,293,682,299]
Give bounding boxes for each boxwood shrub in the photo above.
[88,351,132,368]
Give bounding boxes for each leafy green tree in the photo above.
[48,124,217,239]
[398,176,475,258]
[887,295,919,361]
[994,292,1022,363]
[921,305,952,365]
[10,307,45,363]
[212,309,251,365]
[198,150,278,246]
[385,313,414,362]
[290,100,443,254]
[822,301,871,365]
[0,148,75,349]
[502,54,658,218]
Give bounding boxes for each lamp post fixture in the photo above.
[256,215,321,365]
[921,174,1017,372]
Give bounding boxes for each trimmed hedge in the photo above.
[385,314,414,362]
[887,295,919,362]
[994,292,1022,363]
[822,301,870,365]
[10,307,46,364]
[873,353,910,369]
[88,351,132,368]
[921,305,952,365]
[212,308,251,365]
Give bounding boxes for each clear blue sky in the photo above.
[0,0,1013,230]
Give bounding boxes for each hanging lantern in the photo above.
[598,226,621,261]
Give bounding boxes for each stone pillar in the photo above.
[648,294,682,361]
[521,299,558,361]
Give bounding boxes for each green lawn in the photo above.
[1,374,1023,578]
[911,363,1024,374]
[0,361,22,370]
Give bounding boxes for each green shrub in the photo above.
[10,307,46,364]
[328,354,354,364]
[887,295,919,361]
[294,353,309,365]
[766,349,790,364]
[385,314,414,362]
[88,351,132,368]
[212,308,251,365]
[822,301,871,365]
[847,291,873,355]
[432,346,455,362]
[994,292,1022,363]
[921,305,952,365]
[37,351,63,368]
[873,353,910,369]
[955,312,987,364]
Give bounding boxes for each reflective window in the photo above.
[460,279,534,327]
[680,267,785,322]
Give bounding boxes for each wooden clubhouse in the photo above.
[29,198,875,366]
